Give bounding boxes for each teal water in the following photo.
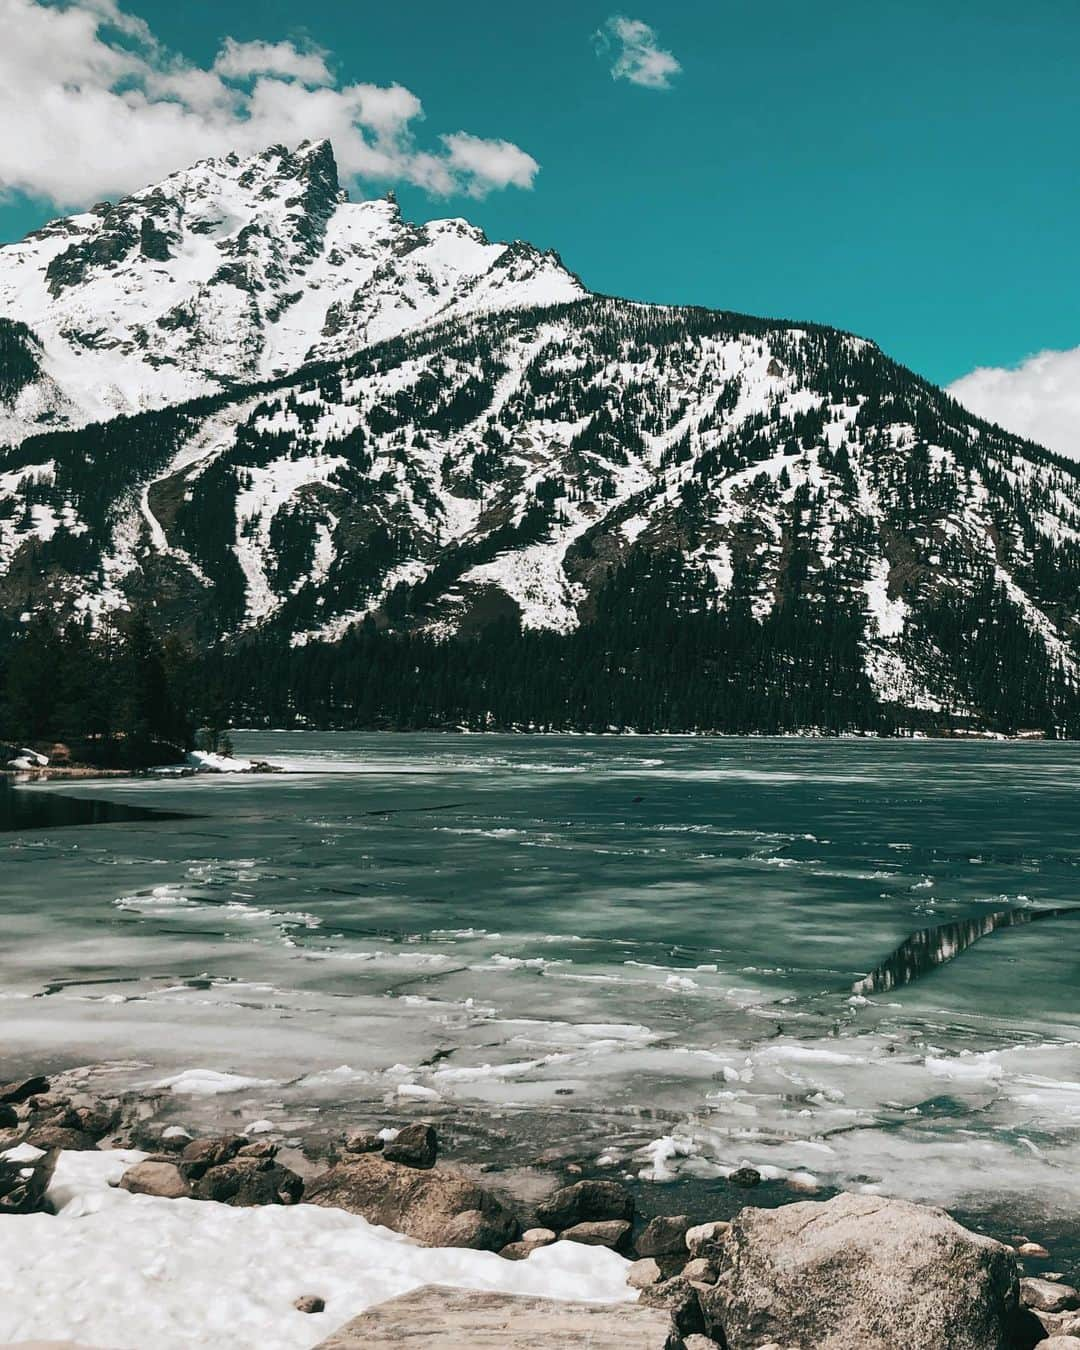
[3,734,1080,1226]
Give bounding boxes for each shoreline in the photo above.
[2,1066,1078,1349]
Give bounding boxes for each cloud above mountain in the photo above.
[597,15,681,90]
[948,348,1080,461]
[0,0,539,207]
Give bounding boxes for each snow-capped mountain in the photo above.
[0,142,1078,731]
[0,140,584,443]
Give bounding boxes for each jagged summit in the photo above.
[0,139,587,443]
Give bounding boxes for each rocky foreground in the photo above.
[2,1072,1079,1349]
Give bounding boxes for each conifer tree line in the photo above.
[0,611,198,766]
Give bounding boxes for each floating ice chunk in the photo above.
[637,1134,696,1182]
[153,1069,279,1096]
[396,1084,441,1101]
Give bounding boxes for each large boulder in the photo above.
[699,1193,1024,1350]
[305,1153,518,1252]
[191,1157,303,1206]
[119,1160,191,1199]
[535,1179,634,1231]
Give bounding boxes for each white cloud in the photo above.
[0,0,540,207]
[948,348,1080,461]
[597,15,681,90]
[441,133,540,197]
[212,38,333,88]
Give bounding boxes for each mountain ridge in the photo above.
[1,142,1078,734]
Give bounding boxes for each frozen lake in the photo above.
[4,734,1080,1237]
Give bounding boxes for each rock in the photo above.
[1021,1279,1080,1313]
[1040,1340,1080,1349]
[344,1130,383,1155]
[1019,1242,1051,1258]
[0,1075,49,1104]
[686,1220,731,1256]
[381,1121,438,1169]
[682,1257,718,1284]
[728,1166,761,1188]
[237,1139,278,1159]
[500,1228,558,1260]
[626,1257,664,1289]
[315,1285,678,1348]
[0,1103,17,1129]
[24,1125,98,1151]
[194,1157,304,1207]
[697,1193,1022,1350]
[180,1134,246,1179]
[68,1103,118,1138]
[305,1153,518,1252]
[294,1295,326,1314]
[0,1154,53,1214]
[119,1160,191,1199]
[637,1213,692,1257]
[535,1178,634,1230]
[681,1338,720,1350]
[638,1275,705,1336]
[560,1219,632,1250]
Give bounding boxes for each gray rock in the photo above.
[638,1275,705,1337]
[1040,1340,1080,1349]
[237,1139,278,1160]
[685,1220,731,1256]
[560,1219,632,1250]
[1021,1278,1080,1313]
[295,1295,326,1314]
[682,1257,718,1284]
[343,1130,383,1155]
[382,1122,438,1169]
[637,1213,692,1257]
[180,1134,246,1179]
[626,1257,663,1289]
[305,1153,518,1252]
[535,1178,634,1230]
[500,1228,558,1261]
[0,1154,53,1214]
[698,1192,1022,1350]
[680,1338,720,1350]
[313,1285,679,1348]
[0,1075,49,1104]
[119,1160,191,1199]
[521,1226,556,1247]
[192,1157,303,1206]
[24,1125,98,1151]
[728,1166,761,1188]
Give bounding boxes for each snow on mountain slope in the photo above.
[0,140,585,442]
[3,295,1078,726]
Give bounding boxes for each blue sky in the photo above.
[1,0,1077,393]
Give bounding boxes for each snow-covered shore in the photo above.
[0,1149,632,1349]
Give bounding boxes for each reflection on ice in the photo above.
[853,906,1080,995]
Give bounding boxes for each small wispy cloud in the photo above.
[596,15,681,90]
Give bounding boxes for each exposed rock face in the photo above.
[535,1179,634,1231]
[179,1134,246,1179]
[699,1193,1023,1350]
[304,1153,518,1252]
